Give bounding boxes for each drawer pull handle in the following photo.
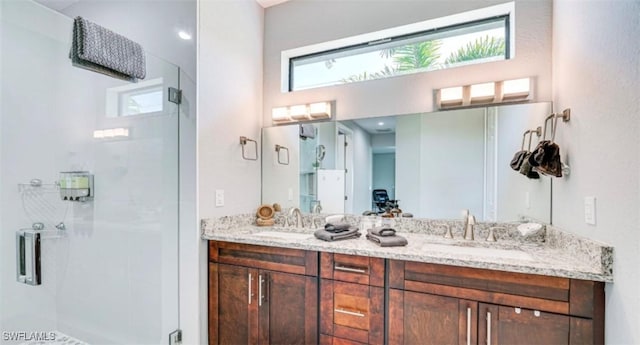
[487,311,492,345]
[334,265,367,274]
[335,308,365,317]
[466,307,471,345]
[259,274,265,307]
[248,273,253,304]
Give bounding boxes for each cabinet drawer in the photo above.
[321,280,384,345]
[321,252,384,287]
[209,241,318,276]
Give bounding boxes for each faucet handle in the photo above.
[486,226,504,242]
[438,224,453,239]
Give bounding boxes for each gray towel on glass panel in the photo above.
[70,16,146,81]
[314,228,361,242]
[366,233,408,247]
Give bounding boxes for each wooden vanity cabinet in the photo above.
[388,260,605,345]
[320,253,385,345]
[209,242,318,345]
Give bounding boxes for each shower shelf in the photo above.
[17,179,59,193]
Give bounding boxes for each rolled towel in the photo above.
[324,222,353,233]
[314,228,361,242]
[366,233,408,247]
[368,226,396,237]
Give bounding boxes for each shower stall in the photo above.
[1,1,186,344]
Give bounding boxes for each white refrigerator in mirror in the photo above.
[317,169,345,214]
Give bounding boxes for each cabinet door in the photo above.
[478,304,570,345]
[389,289,477,345]
[258,270,318,345]
[210,263,258,345]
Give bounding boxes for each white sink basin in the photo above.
[253,231,314,241]
[422,243,534,261]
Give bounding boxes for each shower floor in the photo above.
[20,331,88,345]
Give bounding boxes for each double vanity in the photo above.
[203,214,612,345]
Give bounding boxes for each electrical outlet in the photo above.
[288,188,293,201]
[215,189,224,207]
[525,191,531,209]
[584,196,596,225]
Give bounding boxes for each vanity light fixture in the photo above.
[470,82,496,103]
[436,77,532,110]
[93,127,129,139]
[438,86,464,107]
[271,101,334,124]
[289,104,309,120]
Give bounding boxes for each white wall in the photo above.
[371,133,395,153]
[494,102,552,222]
[198,0,263,218]
[263,0,552,124]
[262,125,300,209]
[551,1,640,343]
[341,121,372,214]
[421,109,485,219]
[198,2,263,342]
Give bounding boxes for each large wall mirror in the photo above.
[261,102,552,223]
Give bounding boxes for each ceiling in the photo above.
[34,0,80,11]
[35,0,289,12]
[352,116,397,135]
[256,0,290,8]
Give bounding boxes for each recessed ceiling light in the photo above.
[178,31,192,40]
[378,122,384,126]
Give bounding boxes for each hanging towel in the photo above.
[368,226,396,237]
[314,228,361,242]
[366,233,408,247]
[529,141,563,177]
[519,153,540,179]
[510,150,527,171]
[70,16,146,81]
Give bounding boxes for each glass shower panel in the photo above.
[0,1,179,344]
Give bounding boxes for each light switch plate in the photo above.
[215,189,224,207]
[584,196,596,225]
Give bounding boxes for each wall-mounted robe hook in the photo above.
[239,136,258,161]
[275,144,289,165]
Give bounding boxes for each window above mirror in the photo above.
[283,2,515,92]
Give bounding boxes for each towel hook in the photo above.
[543,109,571,142]
[239,136,258,161]
[275,145,290,165]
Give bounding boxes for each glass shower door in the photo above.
[0,1,180,344]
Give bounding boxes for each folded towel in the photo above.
[314,228,361,242]
[70,16,146,81]
[324,222,353,233]
[366,233,408,247]
[368,226,396,237]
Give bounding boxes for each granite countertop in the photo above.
[201,214,614,283]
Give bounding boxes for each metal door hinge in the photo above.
[168,87,182,105]
[169,329,182,345]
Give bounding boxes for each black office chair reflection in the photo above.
[372,189,398,214]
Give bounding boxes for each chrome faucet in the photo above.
[312,201,322,214]
[462,210,476,240]
[289,207,304,228]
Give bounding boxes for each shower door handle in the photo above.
[16,230,41,286]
